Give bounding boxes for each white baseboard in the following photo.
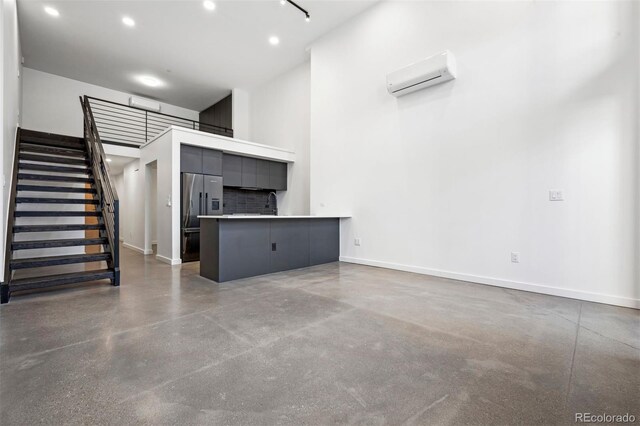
[122,242,153,255]
[156,254,181,265]
[339,256,640,309]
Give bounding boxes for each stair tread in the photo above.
[10,268,114,290]
[12,237,108,250]
[20,131,85,149]
[16,197,98,204]
[13,224,105,232]
[18,173,94,183]
[12,253,110,263]
[19,153,89,165]
[17,184,96,193]
[20,144,86,157]
[19,138,85,150]
[15,210,101,217]
[19,163,91,174]
[10,253,111,269]
[20,129,84,144]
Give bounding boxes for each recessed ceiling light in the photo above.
[280,0,286,5]
[106,158,113,162]
[122,16,135,27]
[137,75,163,87]
[203,1,216,11]
[269,36,280,46]
[44,6,59,17]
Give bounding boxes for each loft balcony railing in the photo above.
[85,96,233,148]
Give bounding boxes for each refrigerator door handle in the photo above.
[199,192,203,216]
[205,193,208,215]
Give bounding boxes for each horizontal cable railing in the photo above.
[86,96,234,148]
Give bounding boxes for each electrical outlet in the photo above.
[549,190,564,201]
[354,238,361,246]
[511,252,520,263]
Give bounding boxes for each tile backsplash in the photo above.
[223,188,276,215]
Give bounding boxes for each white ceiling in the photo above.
[18,0,377,111]
[106,155,136,175]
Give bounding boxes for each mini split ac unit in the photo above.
[386,50,457,97]
[129,96,161,112]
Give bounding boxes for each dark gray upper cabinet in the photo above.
[181,145,203,174]
[202,149,222,176]
[256,160,270,189]
[269,162,287,191]
[241,157,257,188]
[222,154,242,187]
[219,155,287,190]
[181,145,223,176]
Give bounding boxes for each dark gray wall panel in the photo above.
[200,94,232,132]
[309,219,340,265]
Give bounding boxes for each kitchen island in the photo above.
[198,216,348,282]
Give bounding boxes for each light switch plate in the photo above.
[511,252,520,263]
[549,190,564,201]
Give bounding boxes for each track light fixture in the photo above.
[281,0,310,22]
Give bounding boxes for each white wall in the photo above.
[1,0,22,280]
[249,61,310,215]
[636,0,640,304]
[310,1,639,307]
[21,68,199,138]
[232,88,250,140]
[140,131,176,263]
[120,159,145,253]
[112,173,125,239]
[149,165,157,245]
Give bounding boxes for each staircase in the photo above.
[1,99,120,303]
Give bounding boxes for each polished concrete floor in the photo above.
[1,247,638,425]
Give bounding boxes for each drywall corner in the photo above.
[232,88,250,140]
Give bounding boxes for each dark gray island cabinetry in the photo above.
[199,217,343,282]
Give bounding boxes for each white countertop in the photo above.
[198,215,350,220]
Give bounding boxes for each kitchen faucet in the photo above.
[267,192,278,216]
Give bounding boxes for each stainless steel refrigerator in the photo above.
[181,173,223,262]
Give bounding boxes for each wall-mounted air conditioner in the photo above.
[386,50,457,97]
[129,96,161,112]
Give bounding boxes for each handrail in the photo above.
[86,96,233,147]
[3,128,21,290]
[79,96,120,286]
